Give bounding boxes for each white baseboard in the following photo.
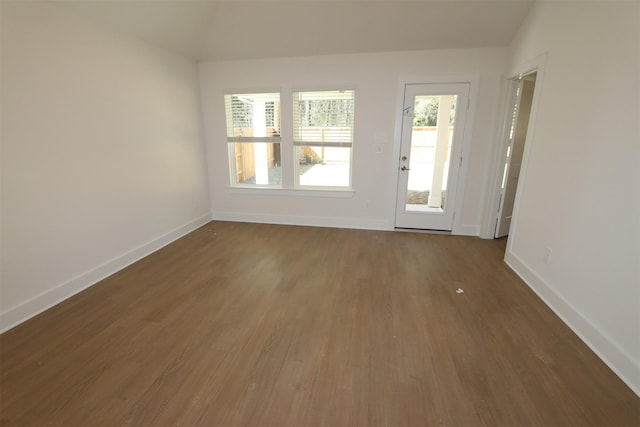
[212,212,483,237]
[212,211,390,231]
[505,251,640,397]
[0,213,212,333]
[454,224,480,236]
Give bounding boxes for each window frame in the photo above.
[292,89,356,190]
[224,91,283,188]
[222,88,356,193]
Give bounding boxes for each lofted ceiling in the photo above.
[54,0,535,61]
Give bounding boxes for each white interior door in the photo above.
[395,83,469,231]
[495,75,536,238]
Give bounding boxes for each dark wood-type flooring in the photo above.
[1,221,638,426]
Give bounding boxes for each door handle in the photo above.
[401,166,410,171]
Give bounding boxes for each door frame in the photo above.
[390,75,480,234]
[483,53,547,248]
[494,75,536,238]
[394,83,470,231]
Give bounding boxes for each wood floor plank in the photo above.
[1,221,638,426]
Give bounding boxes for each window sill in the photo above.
[226,186,354,198]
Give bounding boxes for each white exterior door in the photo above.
[395,83,469,231]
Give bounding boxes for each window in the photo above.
[293,90,355,188]
[224,93,281,186]
[223,89,355,191]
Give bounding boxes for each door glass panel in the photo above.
[405,95,457,212]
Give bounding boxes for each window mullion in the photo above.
[279,89,295,189]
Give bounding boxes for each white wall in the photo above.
[199,48,507,233]
[503,1,640,394]
[0,2,211,331]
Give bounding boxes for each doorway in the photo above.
[495,73,537,238]
[395,83,470,231]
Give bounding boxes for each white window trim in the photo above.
[226,187,354,198]
[292,88,355,190]
[223,87,356,194]
[224,91,282,187]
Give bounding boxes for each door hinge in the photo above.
[459,156,463,167]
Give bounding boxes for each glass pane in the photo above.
[229,143,281,186]
[298,146,350,187]
[405,94,457,212]
[293,90,354,145]
[224,93,281,141]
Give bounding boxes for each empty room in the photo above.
[1,1,638,425]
